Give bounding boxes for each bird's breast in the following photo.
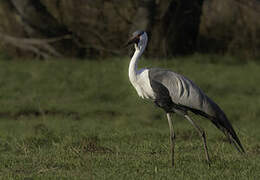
[130,69,156,100]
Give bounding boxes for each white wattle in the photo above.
[128,35,155,100]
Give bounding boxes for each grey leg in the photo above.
[184,114,211,166]
[166,113,175,167]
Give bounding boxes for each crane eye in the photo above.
[124,36,139,47]
[138,31,144,37]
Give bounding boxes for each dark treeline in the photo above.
[0,0,259,59]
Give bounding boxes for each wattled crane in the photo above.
[125,30,245,167]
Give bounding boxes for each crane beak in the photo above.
[124,36,139,47]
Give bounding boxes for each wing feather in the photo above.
[149,68,245,153]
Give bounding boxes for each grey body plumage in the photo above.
[148,68,245,153]
[126,30,245,167]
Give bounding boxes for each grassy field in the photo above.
[0,54,259,179]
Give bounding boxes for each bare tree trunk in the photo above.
[131,0,204,57]
[10,0,68,37]
[166,0,204,55]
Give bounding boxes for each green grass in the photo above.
[0,54,259,179]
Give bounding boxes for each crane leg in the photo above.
[184,114,211,166]
[166,113,175,167]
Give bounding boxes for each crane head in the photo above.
[124,30,146,48]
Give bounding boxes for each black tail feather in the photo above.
[184,104,245,153]
[187,106,245,153]
[211,113,245,153]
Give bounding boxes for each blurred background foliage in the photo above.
[0,0,259,59]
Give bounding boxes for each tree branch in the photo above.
[0,32,70,59]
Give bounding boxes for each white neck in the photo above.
[128,43,147,83]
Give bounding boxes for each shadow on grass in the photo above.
[68,136,114,154]
[0,109,81,120]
